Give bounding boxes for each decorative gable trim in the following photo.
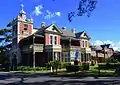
[80,31,91,40]
[45,24,62,34]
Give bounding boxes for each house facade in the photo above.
[9,7,92,67]
[91,44,114,63]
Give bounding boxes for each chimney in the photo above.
[71,28,76,33]
[62,26,66,30]
[41,22,46,28]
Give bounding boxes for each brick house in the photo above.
[91,44,114,63]
[9,6,92,67]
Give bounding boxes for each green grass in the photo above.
[56,70,118,77]
[10,69,66,73]
[10,65,120,77]
[56,66,119,77]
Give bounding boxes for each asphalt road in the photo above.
[0,72,120,85]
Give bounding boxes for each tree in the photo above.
[49,60,60,74]
[53,0,98,22]
[0,28,12,46]
[0,27,12,68]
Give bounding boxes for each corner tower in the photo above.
[17,4,33,42]
[10,4,33,65]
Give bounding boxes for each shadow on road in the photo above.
[0,72,120,85]
[4,79,120,85]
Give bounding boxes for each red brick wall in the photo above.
[28,24,32,34]
[45,33,49,45]
[19,23,23,34]
[80,40,82,48]
[19,23,32,34]
[58,36,61,46]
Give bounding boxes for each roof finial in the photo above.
[20,4,26,14]
[21,4,24,11]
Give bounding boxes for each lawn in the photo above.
[55,66,119,77]
[9,65,120,77]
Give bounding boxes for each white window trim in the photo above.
[82,40,88,48]
[49,34,58,45]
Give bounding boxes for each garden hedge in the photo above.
[66,65,80,72]
[98,63,120,70]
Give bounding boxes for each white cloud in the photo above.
[44,10,54,20]
[94,40,103,45]
[103,40,115,46]
[44,10,61,20]
[93,40,120,51]
[113,47,119,51]
[32,5,43,16]
[55,12,61,16]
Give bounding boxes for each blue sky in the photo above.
[0,0,120,50]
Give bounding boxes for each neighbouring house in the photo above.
[91,44,114,63]
[8,6,92,67]
[112,51,120,61]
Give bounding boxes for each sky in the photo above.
[0,0,120,50]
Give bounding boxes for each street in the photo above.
[0,72,120,85]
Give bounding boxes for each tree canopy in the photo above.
[53,0,98,22]
[0,28,12,46]
[68,0,98,22]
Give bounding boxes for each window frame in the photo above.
[85,41,87,48]
[50,35,53,45]
[82,41,84,48]
[24,24,28,31]
[54,36,57,45]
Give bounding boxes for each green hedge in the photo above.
[66,65,80,72]
[81,63,89,70]
[98,63,120,70]
[17,66,50,71]
[60,62,71,69]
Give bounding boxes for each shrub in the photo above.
[60,62,71,69]
[81,62,89,70]
[17,66,48,71]
[115,67,120,74]
[74,60,79,65]
[91,61,95,66]
[98,63,120,70]
[66,65,80,72]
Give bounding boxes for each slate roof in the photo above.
[75,31,84,38]
[91,45,102,51]
[60,29,75,37]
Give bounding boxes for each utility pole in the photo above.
[33,35,35,68]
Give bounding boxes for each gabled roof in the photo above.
[75,31,84,38]
[35,24,62,34]
[91,45,102,51]
[75,31,90,39]
[60,29,75,37]
[46,24,62,34]
[61,36,80,41]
